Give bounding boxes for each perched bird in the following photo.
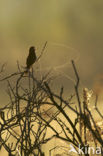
[26,46,37,72]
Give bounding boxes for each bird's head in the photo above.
[29,46,35,54]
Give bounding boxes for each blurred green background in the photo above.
[0,0,103,102]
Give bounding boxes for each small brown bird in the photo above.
[26,46,37,72]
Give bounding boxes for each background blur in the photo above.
[0,0,103,155]
[0,0,103,110]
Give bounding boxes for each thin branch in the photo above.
[94,95,103,119]
[36,41,47,62]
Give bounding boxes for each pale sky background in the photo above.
[0,1,103,155]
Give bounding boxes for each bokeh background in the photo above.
[0,0,103,86]
[0,0,103,155]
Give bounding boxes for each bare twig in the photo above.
[36,41,47,62]
[94,95,103,119]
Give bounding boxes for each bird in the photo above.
[25,46,37,72]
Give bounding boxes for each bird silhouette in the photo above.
[26,46,37,72]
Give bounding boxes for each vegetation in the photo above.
[0,49,103,156]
